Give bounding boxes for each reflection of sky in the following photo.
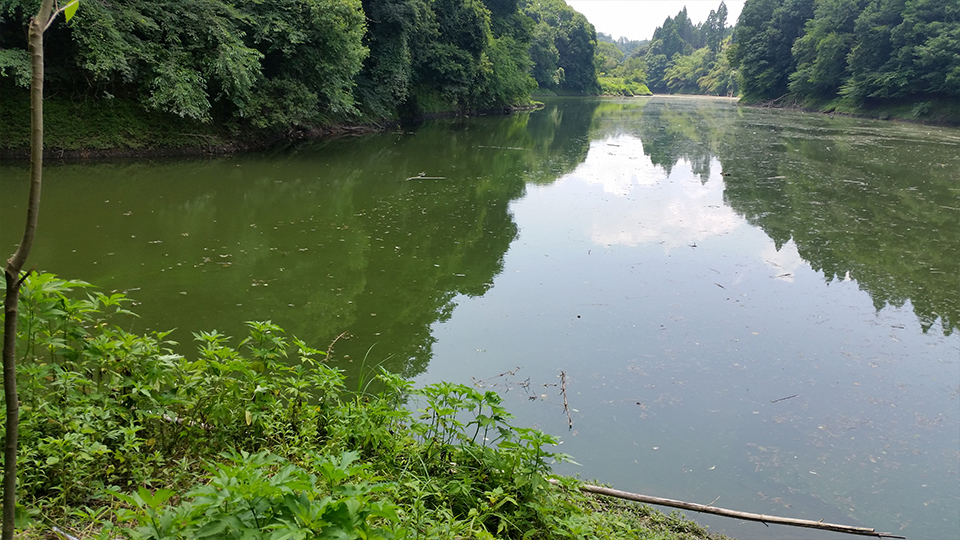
[760,239,806,283]
[574,135,745,250]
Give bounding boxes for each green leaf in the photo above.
[139,487,176,509]
[63,0,79,22]
[195,517,238,538]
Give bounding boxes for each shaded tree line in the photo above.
[730,0,960,106]
[0,0,600,133]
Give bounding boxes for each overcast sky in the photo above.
[566,0,745,42]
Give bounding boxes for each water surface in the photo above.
[2,97,957,539]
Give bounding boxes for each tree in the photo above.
[664,47,711,92]
[2,0,542,136]
[698,37,739,95]
[703,1,729,52]
[631,2,732,94]
[355,0,424,116]
[790,0,870,99]
[730,0,815,101]
[520,0,599,93]
[3,2,78,536]
[67,0,263,122]
[242,0,369,125]
[594,41,622,75]
[844,0,960,101]
[528,17,562,88]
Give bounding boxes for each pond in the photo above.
[2,96,958,539]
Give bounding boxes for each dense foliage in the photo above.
[593,3,738,97]
[730,0,960,108]
[0,0,599,136]
[728,0,815,101]
[1,0,370,126]
[2,273,718,539]
[521,0,600,94]
[588,0,955,116]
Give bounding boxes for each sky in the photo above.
[566,0,745,42]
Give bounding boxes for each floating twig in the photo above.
[477,145,526,150]
[471,366,522,388]
[326,331,350,359]
[560,371,573,429]
[770,394,799,404]
[548,480,905,539]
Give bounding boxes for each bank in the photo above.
[0,86,548,160]
[6,91,955,163]
[741,94,960,127]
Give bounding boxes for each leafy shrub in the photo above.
[110,450,401,539]
[598,77,652,96]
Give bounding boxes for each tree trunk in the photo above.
[3,1,54,538]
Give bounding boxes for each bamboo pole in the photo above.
[559,371,572,429]
[548,479,905,539]
[3,3,55,538]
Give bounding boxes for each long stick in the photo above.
[559,371,572,429]
[548,480,905,539]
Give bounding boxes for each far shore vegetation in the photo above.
[2,0,958,156]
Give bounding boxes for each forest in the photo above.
[596,0,958,118]
[0,0,600,139]
[594,3,736,96]
[732,0,959,108]
[2,0,957,149]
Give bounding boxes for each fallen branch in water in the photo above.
[548,479,905,539]
[560,371,572,429]
[472,366,521,387]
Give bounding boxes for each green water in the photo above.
[2,97,958,539]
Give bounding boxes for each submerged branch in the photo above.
[549,479,906,539]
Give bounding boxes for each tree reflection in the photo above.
[718,113,959,335]
[587,97,738,182]
[2,100,600,378]
[5,96,952,391]
[578,97,957,335]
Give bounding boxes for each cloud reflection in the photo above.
[760,239,807,282]
[573,136,743,250]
